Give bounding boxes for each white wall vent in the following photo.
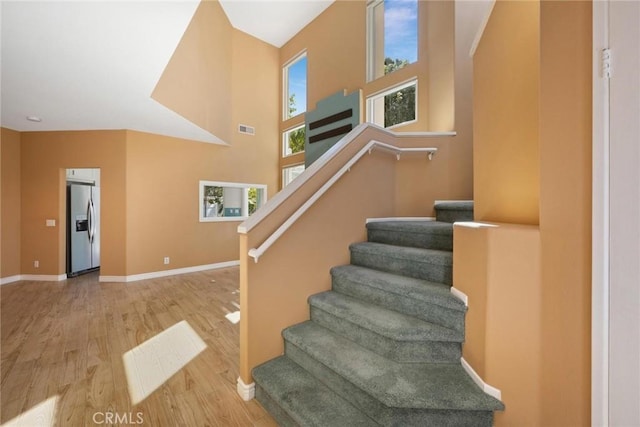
[238,124,255,135]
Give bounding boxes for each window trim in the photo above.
[199,180,267,223]
[283,50,308,120]
[366,78,419,129]
[366,0,383,82]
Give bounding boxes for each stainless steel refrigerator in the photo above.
[67,183,100,276]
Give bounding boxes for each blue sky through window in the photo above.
[384,0,418,64]
[288,56,307,117]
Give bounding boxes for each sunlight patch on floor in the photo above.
[225,311,240,324]
[123,320,207,405]
[1,395,58,427]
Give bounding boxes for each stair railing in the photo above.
[238,123,454,263]
[237,122,458,395]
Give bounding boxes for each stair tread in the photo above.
[331,265,465,312]
[350,242,452,264]
[253,356,376,426]
[434,201,474,211]
[366,220,453,234]
[283,322,504,412]
[367,220,454,250]
[309,291,462,342]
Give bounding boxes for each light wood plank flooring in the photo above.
[0,268,276,426]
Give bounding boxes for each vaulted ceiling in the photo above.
[0,1,333,143]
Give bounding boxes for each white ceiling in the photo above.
[0,1,333,143]
[219,0,333,48]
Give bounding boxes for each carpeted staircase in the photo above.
[252,201,504,426]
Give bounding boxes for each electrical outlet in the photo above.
[163,257,170,265]
[34,260,39,268]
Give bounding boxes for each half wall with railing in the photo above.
[236,123,465,397]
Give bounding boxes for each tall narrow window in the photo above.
[284,53,307,119]
[367,79,417,128]
[367,0,418,81]
[282,164,305,187]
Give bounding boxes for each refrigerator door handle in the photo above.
[88,199,94,243]
[91,198,97,244]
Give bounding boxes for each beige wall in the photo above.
[465,0,592,425]
[125,129,278,275]
[278,0,367,174]
[454,223,542,426]
[239,0,492,382]
[240,126,460,383]
[19,131,127,276]
[242,150,396,380]
[1,128,22,278]
[280,1,366,126]
[12,0,279,279]
[126,12,280,276]
[538,1,592,424]
[132,1,279,276]
[231,29,280,177]
[152,0,233,143]
[17,125,277,279]
[473,0,540,225]
[278,0,459,195]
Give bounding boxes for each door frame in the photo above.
[591,1,609,424]
[592,1,640,425]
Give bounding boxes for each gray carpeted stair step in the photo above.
[253,356,376,427]
[331,265,466,332]
[309,291,462,363]
[350,242,452,285]
[367,220,453,251]
[283,322,503,427]
[434,201,474,223]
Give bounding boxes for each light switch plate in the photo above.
[46,219,56,227]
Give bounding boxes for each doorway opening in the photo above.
[66,168,101,277]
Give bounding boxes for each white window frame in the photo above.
[366,78,418,129]
[283,51,307,120]
[282,123,306,157]
[366,0,384,82]
[199,181,267,222]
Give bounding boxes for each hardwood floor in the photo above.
[0,268,276,426]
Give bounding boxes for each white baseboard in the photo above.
[365,216,435,224]
[461,357,502,401]
[0,275,23,285]
[20,274,67,282]
[99,260,240,283]
[237,377,255,401]
[450,286,469,306]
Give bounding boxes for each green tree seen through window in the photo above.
[383,58,416,127]
[287,94,305,155]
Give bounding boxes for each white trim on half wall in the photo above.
[236,377,255,401]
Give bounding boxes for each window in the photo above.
[367,79,417,128]
[283,124,306,157]
[367,0,418,81]
[284,53,307,119]
[199,181,267,222]
[282,164,305,187]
